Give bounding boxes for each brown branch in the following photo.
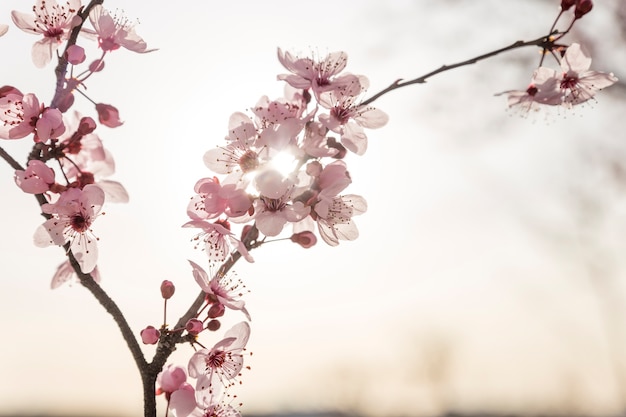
[360,31,559,106]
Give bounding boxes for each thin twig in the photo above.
[360,32,559,106]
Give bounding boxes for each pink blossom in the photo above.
[50,259,101,289]
[95,103,123,127]
[140,326,160,345]
[183,219,254,264]
[0,92,41,140]
[11,0,82,67]
[315,194,367,246]
[277,48,359,100]
[157,364,188,396]
[169,383,197,417]
[558,43,617,107]
[33,184,104,273]
[58,111,128,203]
[188,321,251,391]
[157,365,197,417]
[87,5,156,53]
[253,170,310,237]
[187,177,251,221]
[195,388,242,417]
[318,78,388,155]
[188,260,251,320]
[14,160,55,194]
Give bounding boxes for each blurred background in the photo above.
[1,0,626,416]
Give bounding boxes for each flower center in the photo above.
[70,213,89,232]
[206,350,226,370]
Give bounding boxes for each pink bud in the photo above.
[306,161,323,177]
[89,59,105,72]
[66,45,86,65]
[561,0,576,10]
[290,231,317,248]
[207,303,225,319]
[574,0,592,18]
[77,117,97,135]
[160,280,175,299]
[95,103,123,128]
[185,318,204,335]
[207,319,221,331]
[14,160,55,194]
[56,91,75,113]
[140,326,160,345]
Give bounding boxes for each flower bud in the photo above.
[140,326,160,345]
[66,45,86,65]
[290,231,317,248]
[185,318,204,335]
[95,103,123,128]
[574,0,592,18]
[207,302,225,319]
[561,0,576,10]
[160,280,175,299]
[206,319,221,331]
[89,59,105,72]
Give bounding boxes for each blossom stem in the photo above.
[360,31,560,107]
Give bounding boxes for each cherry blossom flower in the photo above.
[187,177,251,221]
[0,92,41,140]
[87,5,156,53]
[11,0,82,67]
[50,259,101,289]
[33,184,104,273]
[318,77,388,155]
[183,219,253,264]
[188,260,251,320]
[315,194,367,246]
[188,321,251,392]
[14,160,55,194]
[195,387,242,417]
[498,66,563,113]
[277,48,360,100]
[558,43,618,107]
[253,170,310,237]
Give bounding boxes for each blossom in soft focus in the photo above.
[188,260,251,320]
[14,160,55,194]
[140,326,160,345]
[95,103,123,127]
[188,321,250,392]
[183,219,254,264]
[157,365,197,417]
[558,43,617,107]
[0,24,8,37]
[253,170,310,237]
[187,177,251,221]
[33,184,104,273]
[87,5,156,53]
[11,0,82,67]
[315,194,367,246]
[50,259,101,289]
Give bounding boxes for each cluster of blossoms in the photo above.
[143,47,388,417]
[1,0,154,275]
[184,47,387,268]
[500,0,617,113]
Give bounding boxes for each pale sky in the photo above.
[1,1,626,416]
